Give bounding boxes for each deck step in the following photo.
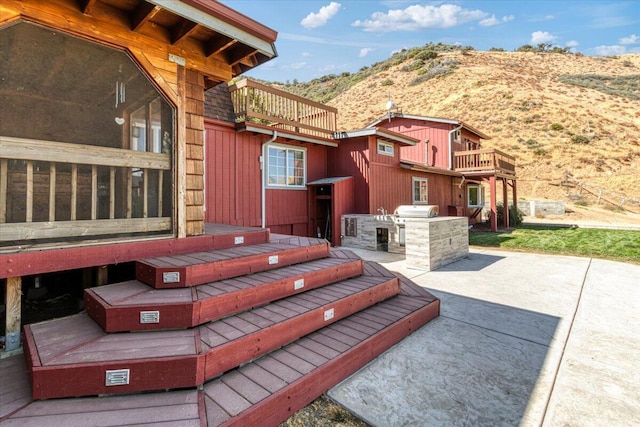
[24,273,400,400]
[136,239,330,288]
[4,278,439,426]
[85,253,364,332]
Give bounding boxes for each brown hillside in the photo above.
[326,51,640,212]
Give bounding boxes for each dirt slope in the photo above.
[326,51,640,213]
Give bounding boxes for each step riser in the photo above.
[24,277,400,400]
[211,299,441,427]
[203,277,400,379]
[136,243,330,288]
[23,327,205,400]
[85,259,364,332]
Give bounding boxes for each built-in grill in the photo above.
[394,204,439,220]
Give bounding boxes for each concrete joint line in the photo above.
[540,257,593,426]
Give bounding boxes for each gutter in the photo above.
[448,124,463,170]
[260,131,277,228]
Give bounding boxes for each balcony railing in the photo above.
[228,79,337,138]
[453,149,516,175]
[0,136,172,244]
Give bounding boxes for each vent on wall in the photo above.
[106,369,130,386]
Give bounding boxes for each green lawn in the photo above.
[469,225,640,264]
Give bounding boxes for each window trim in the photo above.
[377,140,394,157]
[412,177,429,204]
[467,183,485,208]
[266,143,307,189]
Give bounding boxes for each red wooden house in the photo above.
[204,88,517,249]
[0,2,441,425]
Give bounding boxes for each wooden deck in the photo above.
[1,279,439,426]
[2,227,440,426]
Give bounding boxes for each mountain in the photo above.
[268,48,640,213]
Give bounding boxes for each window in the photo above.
[467,184,485,208]
[412,177,428,204]
[267,144,306,188]
[377,140,394,156]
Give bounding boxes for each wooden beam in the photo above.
[81,0,98,15]
[205,35,236,57]
[227,44,259,68]
[0,217,171,242]
[4,276,22,351]
[131,3,162,32]
[171,19,199,45]
[1,136,171,170]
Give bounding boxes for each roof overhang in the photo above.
[400,160,462,177]
[333,127,418,146]
[368,113,491,140]
[150,0,277,59]
[237,123,339,147]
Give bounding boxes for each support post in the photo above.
[5,276,22,351]
[512,179,518,218]
[490,176,497,232]
[502,177,509,229]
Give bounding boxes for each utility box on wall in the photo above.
[404,216,468,271]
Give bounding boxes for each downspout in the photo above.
[260,131,277,228]
[448,124,463,170]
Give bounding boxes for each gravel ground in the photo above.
[280,395,370,427]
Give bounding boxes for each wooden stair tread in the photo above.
[202,291,440,426]
[136,240,330,288]
[85,254,363,332]
[24,273,400,399]
[3,290,440,426]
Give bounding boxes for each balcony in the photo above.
[453,149,516,176]
[228,79,337,139]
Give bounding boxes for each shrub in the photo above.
[415,49,438,61]
[571,134,590,144]
[380,78,394,86]
[496,204,523,227]
[533,148,548,156]
[525,138,539,146]
[489,47,505,52]
[550,123,564,131]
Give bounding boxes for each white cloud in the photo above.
[302,52,312,57]
[619,34,639,45]
[301,2,342,29]
[479,14,514,27]
[566,40,579,48]
[593,45,626,55]
[359,47,374,57]
[352,4,488,32]
[479,15,500,27]
[530,31,557,44]
[287,62,307,70]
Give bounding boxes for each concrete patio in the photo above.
[329,248,640,426]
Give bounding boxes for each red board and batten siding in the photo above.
[205,119,329,234]
[328,135,456,215]
[327,137,370,213]
[377,118,480,169]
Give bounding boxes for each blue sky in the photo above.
[221,1,640,83]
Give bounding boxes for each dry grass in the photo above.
[326,52,640,213]
[279,395,369,427]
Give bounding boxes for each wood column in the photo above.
[490,176,497,232]
[502,177,509,229]
[4,276,22,351]
[512,179,518,216]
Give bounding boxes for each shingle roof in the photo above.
[204,83,236,122]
